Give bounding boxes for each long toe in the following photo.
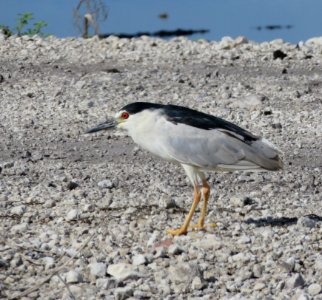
[167,227,188,236]
[189,223,217,231]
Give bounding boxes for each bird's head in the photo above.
[86,109,132,133]
[86,102,164,134]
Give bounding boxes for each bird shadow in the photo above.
[244,214,322,227]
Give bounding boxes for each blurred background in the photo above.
[0,0,322,43]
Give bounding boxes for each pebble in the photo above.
[97,179,114,189]
[167,244,183,255]
[96,278,117,289]
[286,273,305,288]
[66,270,83,283]
[114,287,134,300]
[65,209,79,221]
[107,263,138,281]
[168,263,200,284]
[297,216,317,228]
[307,283,321,296]
[191,276,204,290]
[89,262,107,278]
[132,254,147,266]
[280,257,296,273]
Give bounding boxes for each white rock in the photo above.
[66,270,83,283]
[114,286,133,300]
[65,209,79,221]
[132,254,147,266]
[107,263,137,280]
[168,263,200,284]
[306,36,322,46]
[168,244,183,255]
[10,205,26,216]
[158,195,176,209]
[253,282,265,291]
[191,276,203,290]
[42,256,55,269]
[97,179,114,189]
[89,262,106,278]
[96,278,117,289]
[307,283,321,296]
[280,256,296,272]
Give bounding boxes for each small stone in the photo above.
[107,263,137,280]
[297,216,317,228]
[238,236,251,244]
[98,179,114,189]
[10,205,26,216]
[114,286,133,300]
[67,180,79,190]
[96,194,112,209]
[286,273,305,288]
[315,256,322,270]
[252,264,263,278]
[273,49,287,60]
[66,270,83,283]
[235,36,248,45]
[96,278,117,289]
[308,283,321,296]
[65,209,79,221]
[42,257,55,269]
[191,276,204,290]
[253,282,265,291]
[132,254,147,266]
[89,262,106,278]
[168,244,183,255]
[230,195,244,207]
[168,263,200,284]
[280,257,296,272]
[158,195,177,209]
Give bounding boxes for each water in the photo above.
[0,0,322,43]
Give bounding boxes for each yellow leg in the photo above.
[190,180,217,231]
[197,180,210,227]
[167,185,201,236]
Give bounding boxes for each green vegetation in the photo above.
[0,12,48,37]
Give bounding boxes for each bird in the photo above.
[87,102,283,236]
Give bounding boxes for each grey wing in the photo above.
[161,122,282,171]
[162,123,248,169]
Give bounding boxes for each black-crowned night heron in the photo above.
[87,102,283,235]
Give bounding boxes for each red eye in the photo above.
[121,112,129,119]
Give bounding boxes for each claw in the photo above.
[167,227,188,236]
[189,223,217,231]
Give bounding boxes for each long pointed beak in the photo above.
[86,119,117,133]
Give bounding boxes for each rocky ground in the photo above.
[0,33,321,300]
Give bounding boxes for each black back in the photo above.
[121,102,259,143]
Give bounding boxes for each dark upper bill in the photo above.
[86,119,116,133]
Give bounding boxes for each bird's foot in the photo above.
[189,223,217,231]
[167,227,188,236]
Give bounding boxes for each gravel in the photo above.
[0,32,322,299]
